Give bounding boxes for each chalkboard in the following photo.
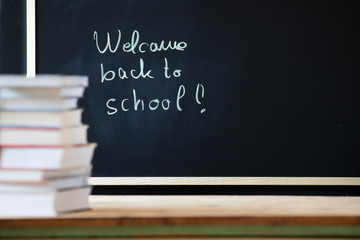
[36,0,360,178]
[0,0,26,74]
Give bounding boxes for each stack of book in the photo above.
[0,75,96,217]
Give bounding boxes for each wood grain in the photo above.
[1,195,360,227]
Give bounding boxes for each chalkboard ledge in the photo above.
[89,177,360,186]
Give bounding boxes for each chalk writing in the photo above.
[196,83,206,114]
[93,30,187,55]
[93,29,206,114]
[105,86,186,113]
[100,58,154,82]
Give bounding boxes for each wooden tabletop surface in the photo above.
[1,195,360,226]
[1,195,360,238]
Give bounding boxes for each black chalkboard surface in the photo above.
[0,0,26,74]
[37,0,360,178]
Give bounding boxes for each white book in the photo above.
[0,75,88,87]
[0,125,88,146]
[0,86,85,99]
[0,166,92,182]
[0,98,78,111]
[0,176,89,192]
[0,109,83,128]
[0,144,96,169]
[0,187,91,217]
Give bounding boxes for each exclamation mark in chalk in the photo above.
[195,83,206,114]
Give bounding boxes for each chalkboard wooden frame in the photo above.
[26,0,36,77]
[29,0,360,186]
[89,177,360,186]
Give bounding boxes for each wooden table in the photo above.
[1,195,360,238]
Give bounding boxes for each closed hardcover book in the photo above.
[0,125,88,146]
[0,98,78,111]
[0,166,92,182]
[0,109,82,128]
[0,86,85,99]
[0,176,89,192]
[0,75,88,87]
[0,187,91,217]
[0,144,96,169]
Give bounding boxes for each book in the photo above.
[0,109,82,128]
[0,144,96,169]
[0,125,88,146]
[0,86,85,99]
[0,166,92,182]
[0,176,88,192]
[0,176,89,192]
[0,74,88,87]
[0,74,93,218]
[0,98,78,111]
[0,187,91,217]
